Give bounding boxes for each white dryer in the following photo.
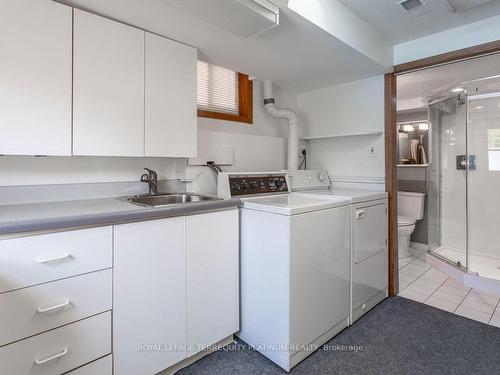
[218,172,351,372]
[288,170,388,324]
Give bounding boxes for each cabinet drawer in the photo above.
[0,312,111,375]
[0,226,112,293]
[66,354,112,375]
[0,269,112,346]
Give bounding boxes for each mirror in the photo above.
[397,120,431,167]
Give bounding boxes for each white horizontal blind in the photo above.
[197,60,239,115]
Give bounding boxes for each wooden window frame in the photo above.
[197,73,253,124]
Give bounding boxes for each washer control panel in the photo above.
[228,174,289,197]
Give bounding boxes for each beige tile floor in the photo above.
[398,252,500,327]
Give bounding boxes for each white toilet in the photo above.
[398,191,426,259]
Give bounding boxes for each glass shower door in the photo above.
[467,93,500,280]
[428,96,468,269]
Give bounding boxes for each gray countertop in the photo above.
[0,197,240,235]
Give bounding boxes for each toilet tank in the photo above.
[398,191,425,220]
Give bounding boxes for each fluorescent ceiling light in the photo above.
[451,87,465,93]
[475,106,484,110]
[418,123,429,130]
[403,124,414,132]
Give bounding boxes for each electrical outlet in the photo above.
[368,146,376,158]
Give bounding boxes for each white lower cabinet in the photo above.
[0,312,111,375]
[0,209,239,375]
[113,209,239,374]
[0,226,113,293]
[66,354,112,375]
[0,269,112,347]
[113,217,188,375]
[186,210,239,355]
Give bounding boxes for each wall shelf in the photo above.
[300,131,383,141]
[397,164,429,168]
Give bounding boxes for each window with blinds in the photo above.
[197,60,239,115]
[197,60,253,124]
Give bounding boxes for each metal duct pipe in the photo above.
[262,80,299,170]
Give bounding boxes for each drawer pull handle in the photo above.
[34,347,68,365]
[36,253,71,263]
[356,210,366,219]
[37,299,71,313]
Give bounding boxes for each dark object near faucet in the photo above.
[206,161,223,174]
[141,168,158,195]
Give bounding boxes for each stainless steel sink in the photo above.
[125,193,221,207]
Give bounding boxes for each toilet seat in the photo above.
[398,216,416,226]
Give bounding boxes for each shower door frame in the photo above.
[385,39,500,295]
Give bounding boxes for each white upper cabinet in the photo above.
[73,9,145,157]
[0,0,72,156]
[145,33,197,157]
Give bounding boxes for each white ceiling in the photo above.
[397,52,500,102]
[60,0,387,93]
[337,0,500,44]
[59,0,500,94]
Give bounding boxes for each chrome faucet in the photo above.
[140,168,158,195]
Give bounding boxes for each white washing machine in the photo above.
[288,170,388,324]
[218,172,351,372]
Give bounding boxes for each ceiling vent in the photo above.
[164,0,279,38]
[396,0,430,16]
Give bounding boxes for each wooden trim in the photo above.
[385,73,399,296]
[394,39,500,74]
[389,39,500,295]
[197,73,253,124]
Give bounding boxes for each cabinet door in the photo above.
[145,32,197,157]
[0,0,72,155]
[353,201,387,263]
[113,218,187,375]
[186,210,239,355]
[73,9,144,156]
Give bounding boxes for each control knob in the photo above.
[275,179,286,191]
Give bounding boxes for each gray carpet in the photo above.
[178,296,500,375]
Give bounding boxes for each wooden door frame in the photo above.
[385,40,500,296]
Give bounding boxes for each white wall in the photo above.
[297,75,385,187]
[298,76,384,138]
[287,0,392,68]
[198,81,293,138]
[305,135,385,178]
[187,80,296,195]
[394,14,500,65]
[0,156,178,187]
